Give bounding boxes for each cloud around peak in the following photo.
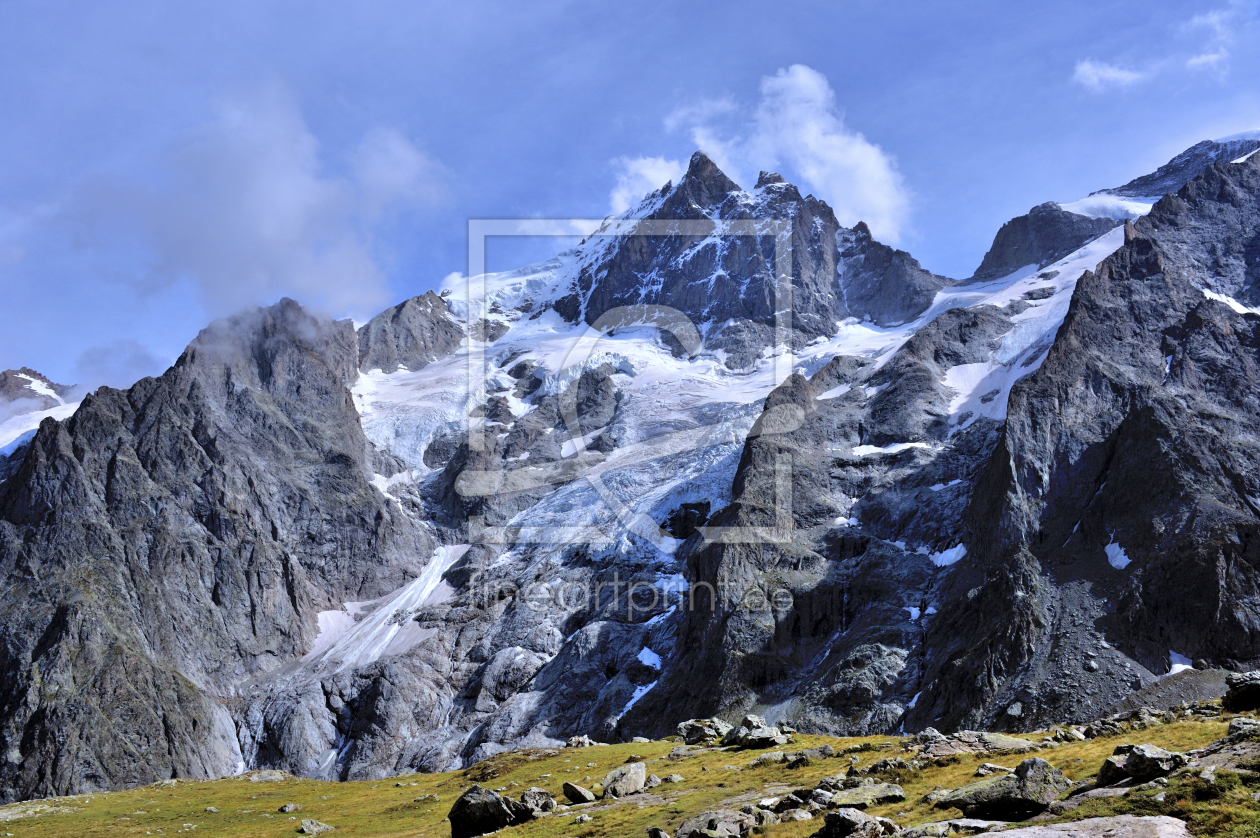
[611,65,911,244]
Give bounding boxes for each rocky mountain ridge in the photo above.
[0,135,1258,803]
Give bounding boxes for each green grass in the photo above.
[0,718,1239,837]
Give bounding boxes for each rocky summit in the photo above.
[2,134,1260,809]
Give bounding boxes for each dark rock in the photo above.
[1096,744,1187,786]
[1101,137,1260,198]
[673,808,755,838]
[1224,671,1260,712]
[448,785,532,838]
[972,203,1120,281]
[809,808,887,838]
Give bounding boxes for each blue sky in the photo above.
[2,0,1258,386]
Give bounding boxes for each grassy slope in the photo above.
[0,719,1242,838]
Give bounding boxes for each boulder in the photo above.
[743,727,791,748]
[566,735,596,748]
[901,819,1005,838]
[969,815,1191,838]
[1223,671,1260,712]
[774,794,807,813]
[520,787,556,813]
[749,751,786,768]
[783,809,815,822]
[1097,755,1131,787]
[448,785,532,838]
[935,758,1070,820]
[911,729,1039,758]
[602,761,647,798]
[279,803,302,812]
[647,828,671,838]
[674,809,755,837]
[645,774,663,789]
[664,773,685,783]
[809,808,887,838]
[1096,745,1188,786]
[975,764,1011,777]
[299,821,335,835]
[677,718,734,744]
[1228,717,1260,737]
[828,783,906,809]
[1125,745,1188,781]
[562,781,596,803]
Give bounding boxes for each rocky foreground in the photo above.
[4,687,1260,838]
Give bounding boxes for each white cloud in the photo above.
[70,81,445,322]
[661,64,911,243]
[663,97,736,134]
[352,125,447,215]
[1185,9,1234,71]
[609,156,685,215]
[1072,59,1147,92]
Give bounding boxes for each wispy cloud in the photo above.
[1072,59,1148,92]
[659,65,911,243]
[1074,3,1252,91]
[68,81,447,321]
[1184,9,1234,71]
[609,155,685,214]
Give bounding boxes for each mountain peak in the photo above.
[755,171,786,188]
[667,150,741,209]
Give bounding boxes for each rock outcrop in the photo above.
[971,203,1120,281]
[935,758,1070,820]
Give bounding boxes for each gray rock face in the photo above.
[1101,137,1260,198]
[357,290,464,373]
[0,299,432,802]
[936,758,1070,820]
[4,141,1260,802]
[972,203,1120,281]
[838,221,954,326]
[909,153,1260,734]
